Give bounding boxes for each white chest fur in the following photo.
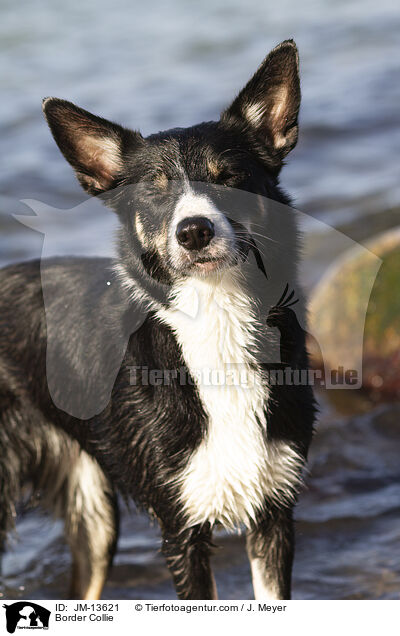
[156,270,302,530]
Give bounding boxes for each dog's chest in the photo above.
[157,273,301,529]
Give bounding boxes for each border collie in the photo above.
[0,39,315,600]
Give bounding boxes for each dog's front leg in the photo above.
[162,523,217,600]
[246,508,294,600]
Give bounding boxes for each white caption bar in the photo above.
[1,600,396,635]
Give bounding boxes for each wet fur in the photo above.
[0,40,315,600]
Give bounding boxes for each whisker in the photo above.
[237,239,269,260]
[248,231,280,245]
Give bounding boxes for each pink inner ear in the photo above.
[76,134,122,189]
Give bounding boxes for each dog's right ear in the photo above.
[222,40,300,168]
[42,98,144,195]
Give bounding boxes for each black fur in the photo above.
[0,40,315,600]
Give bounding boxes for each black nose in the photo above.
[176,216,215,251]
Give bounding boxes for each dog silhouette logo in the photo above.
[3,602,50,633]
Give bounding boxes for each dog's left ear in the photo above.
[222,40,300,166]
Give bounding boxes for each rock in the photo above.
[308,226,400,408]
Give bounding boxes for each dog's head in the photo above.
[43,40,300,287]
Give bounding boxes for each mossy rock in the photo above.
[308,227,400,406]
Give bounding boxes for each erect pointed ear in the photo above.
[222,40,301,166]
[42,98,144,195]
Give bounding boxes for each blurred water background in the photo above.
[1,0,400,599]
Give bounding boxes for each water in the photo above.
[1,0,400,600]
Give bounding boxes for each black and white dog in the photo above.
[0,40,315,600]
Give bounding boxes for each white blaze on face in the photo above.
[168,188,235,270]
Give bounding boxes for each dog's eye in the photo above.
[217,171,248,186]
[216,170,234,184]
